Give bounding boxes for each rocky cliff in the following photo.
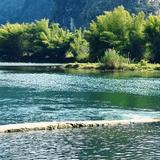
[0,0,160,28]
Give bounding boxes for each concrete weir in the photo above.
[0,118,160,133]
[0,63,66,71]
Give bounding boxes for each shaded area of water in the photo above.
[0,69,160,125]
[0,124,160,160]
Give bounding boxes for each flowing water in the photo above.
[0,66,160,159]
[0,124,160,160]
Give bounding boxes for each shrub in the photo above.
[139,59,148,66]
[101,49,130,69]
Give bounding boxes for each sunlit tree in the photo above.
[0,23,27,61]
[66,29,89,62]
[86,6,132,61]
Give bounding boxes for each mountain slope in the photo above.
[0,0,159,28]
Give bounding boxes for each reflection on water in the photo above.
[0,124,160,160]
[0,69,160,125]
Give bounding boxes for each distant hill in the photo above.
[0,0,160,28]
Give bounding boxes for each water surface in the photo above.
[0,69,160,125]
[0,124,160,159]
[0,66,160,159]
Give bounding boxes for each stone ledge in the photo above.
[0,118,160,133]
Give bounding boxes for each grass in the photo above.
[65,63,100,70]
[64,62,160,71]
[123,62,160,71]
[100,49,130,69]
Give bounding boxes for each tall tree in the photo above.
[66,29,90,62]
[86,6,132,61]
[128,12,146,61]
[0,23,27,61]
[145,15,160,63]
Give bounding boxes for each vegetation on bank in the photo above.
[0,6,160,69]
[64,62,160,71]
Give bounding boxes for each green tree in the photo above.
[20,19,51,62]
[0,23,27,61]
[128,12,146,61]
[145,15,160,63]
[21,19,73,62]
[86,6,132,61]
[37,21,73,62]
[66,29,90,62]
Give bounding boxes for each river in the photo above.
[0,66,160,159]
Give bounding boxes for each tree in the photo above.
[40,23,73,62]
[0,23,27,61]
[128,12,146,61]
[86,6,132,61]
[66,29,90,62]
[145,15,160,63]
[20,19,51,62]
[20,19,73,62]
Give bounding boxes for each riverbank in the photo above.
[65,62,160,71]
[0,119,160,133]
[0,62,160,72]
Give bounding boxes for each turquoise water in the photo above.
[0,69,160,125]
[0,67,160,159]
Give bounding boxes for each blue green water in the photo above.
[0,69,160,125]
[0,68,160,159]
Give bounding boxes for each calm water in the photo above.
[0,67,160,159]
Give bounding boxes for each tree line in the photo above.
[0,6,160,63]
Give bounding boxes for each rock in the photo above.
[0,0,160,28]
[0,119,160,133]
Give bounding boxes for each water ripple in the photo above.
[0,124,159,159]
[0,71,160,125]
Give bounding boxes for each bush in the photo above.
[101,49,130,69]
[139,59,148,66]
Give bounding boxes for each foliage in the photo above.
[66,29,90,62]
[0,23,28,61]
[101,49,129,69]
[145,15,160,63]
[86,6,133,61]
[128,12,146,61]
[86,6,147,62]
[21,19,73,62]
[139,59,149,66]
[0,6,159,64]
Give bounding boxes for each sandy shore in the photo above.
[0,118,160,133]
